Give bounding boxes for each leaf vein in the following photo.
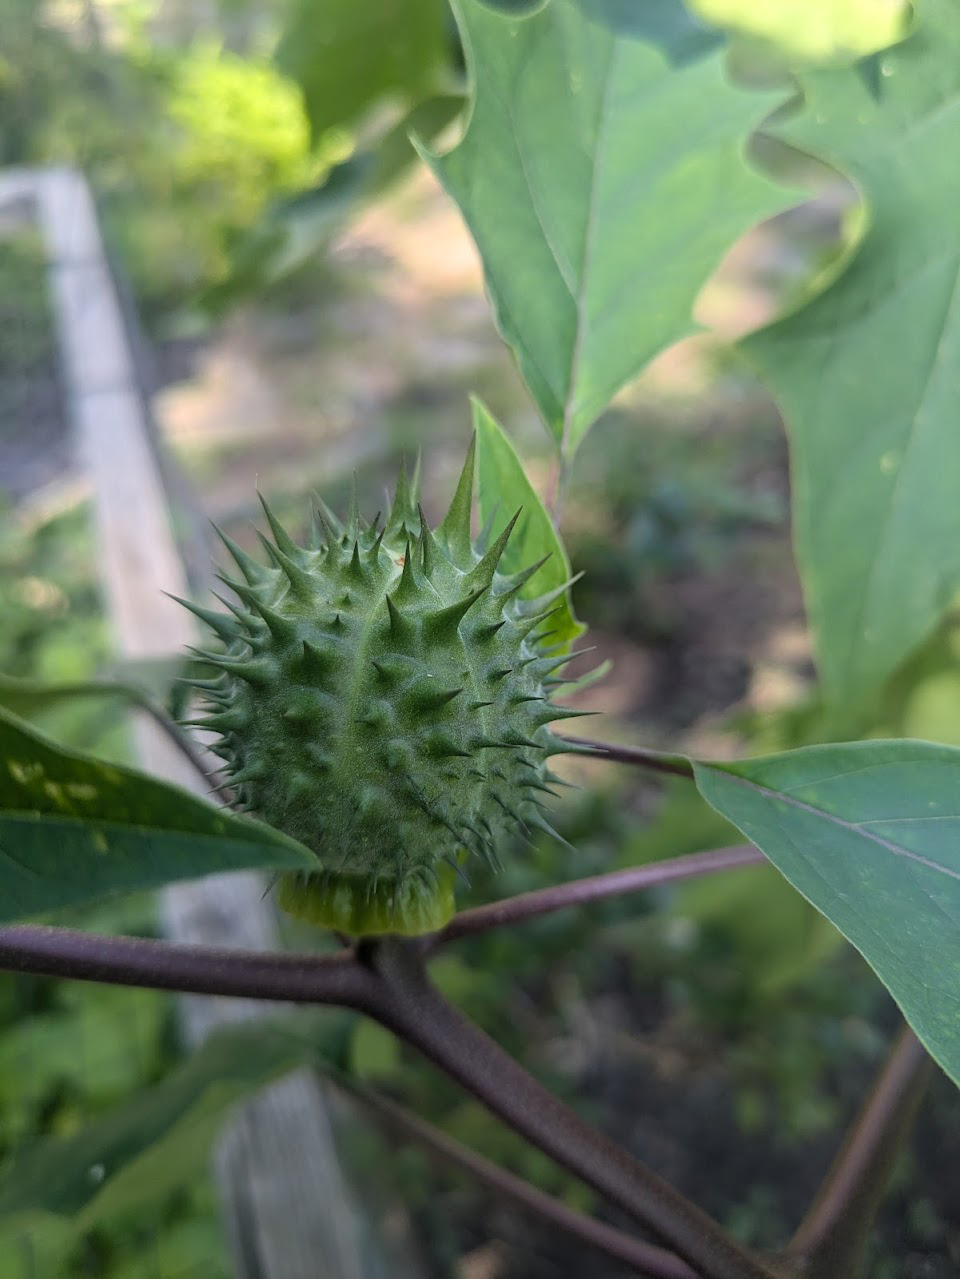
[717,768,960,884]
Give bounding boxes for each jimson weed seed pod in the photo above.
[180,440,587,935]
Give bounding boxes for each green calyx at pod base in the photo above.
[179,438,589,936]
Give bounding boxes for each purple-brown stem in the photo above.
[434,844,764,946]
[783,1025,933,1278]
[0,848,761,997]
[361,937,779,1279]
[0,925,369,1006]
[0,922,760,1274]
[140,693,235,804]
[558,736,695,779]
[339,1078,699,1278]
[0,896,929,1278]
[548,453,569,522]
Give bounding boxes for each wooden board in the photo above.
[8,165,408,1279]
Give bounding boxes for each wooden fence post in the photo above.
[0,166,415,1279]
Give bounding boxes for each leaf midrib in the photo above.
[706,764,960,885]
[0,810,310,859]
[560,41,618,454]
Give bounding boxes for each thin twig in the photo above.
[784,1025,933,1277]
[134,695,235,804]
[0,920,765,1277]
[0,677,232,804]
[363,939,779,1279]
[339,1078,699,1279]
[434,845,763,947]
[558,736,695,780]
[0,926,373,1007]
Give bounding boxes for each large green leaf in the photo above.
[473,400,584,651]
[743,1,960,707]
[428,0,789,455]
[0,706,313,922]
[693,739,960,1085]
[275,0,447,141]
[0,1013,350,1231]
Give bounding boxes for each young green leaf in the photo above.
[742,0,960,707]
[428,0,790,456]
[473,399,585,651]
[0,706,314,923]
[693,739,960,1087]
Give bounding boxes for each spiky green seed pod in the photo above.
[179,439,586,936]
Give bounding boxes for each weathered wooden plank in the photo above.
[18,166,394,1279]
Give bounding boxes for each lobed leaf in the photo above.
[428,0,789,455]
[743,0,960,707]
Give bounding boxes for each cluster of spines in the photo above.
[177,442,592,934]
